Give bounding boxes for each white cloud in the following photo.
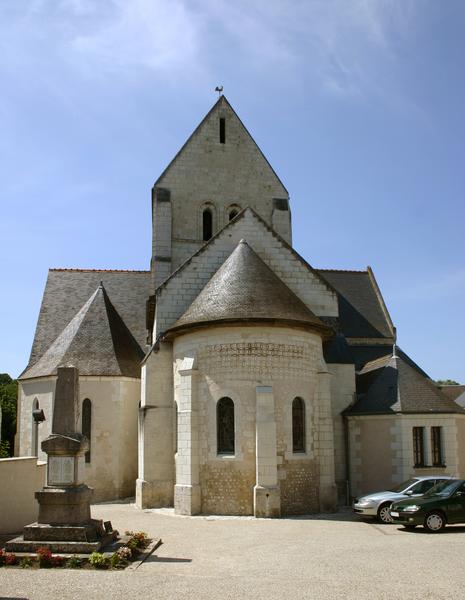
[70,0,203,79]
[0,0,423,110]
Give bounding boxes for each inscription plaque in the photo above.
[48,456,75,486]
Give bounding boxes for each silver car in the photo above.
[353,476,454,524]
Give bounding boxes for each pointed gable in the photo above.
[155,95,288,195]
[167,240,327,336]
[21,284,144,379]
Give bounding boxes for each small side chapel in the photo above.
[17,96,465,517]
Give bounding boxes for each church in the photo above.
[16,96,465,517]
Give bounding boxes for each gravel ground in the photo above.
[1,501,465,600]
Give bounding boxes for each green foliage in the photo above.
[0,373,17,457]
[0,440,10,458]
[88,552,109,569]
[66,555,82,569]
[436,379,461,386]
[20,557,34,568]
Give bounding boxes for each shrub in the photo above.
[37,546,53,568]
[110,545,132,568]
[51,555,65,568]
[20,557,34,568]
[5,553,17,566]
[0,549,5,567]
[66,555,82,569]
[125,531,150,548]
[88,552,109,569]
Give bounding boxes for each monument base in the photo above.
[36,484,93,525]
[5,519,118,554]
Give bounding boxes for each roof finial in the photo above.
[215,85,223,97]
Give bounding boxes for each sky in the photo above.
[0,0,464,383]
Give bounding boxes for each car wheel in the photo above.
[377,503,393,524]
[424,511,446,533]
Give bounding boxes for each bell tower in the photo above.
[151,96,292,288]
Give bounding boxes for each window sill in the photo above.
[413,464,447,469]
[284,451,312,461]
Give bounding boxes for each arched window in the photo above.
[292,397,306,453]
[82,398,92,463]
[203,208,213,241]
[226,204,241,222]
[217,397,235,455]
[32,398,39,457]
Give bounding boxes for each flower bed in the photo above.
[0,531,153,570]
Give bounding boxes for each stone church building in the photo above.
[16,96,465,517]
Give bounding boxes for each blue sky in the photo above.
[0,0,464,382]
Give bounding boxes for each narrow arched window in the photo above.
[217,397,235,454]
[292,397,306,453]
[82,398,92,463]
[229,210,238,221]
[32,398,39,457]
[203,208,213,241]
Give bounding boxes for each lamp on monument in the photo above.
[32,408,46,459]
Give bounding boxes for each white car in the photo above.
[353,476,454,523]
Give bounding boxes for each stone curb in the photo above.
[127,538,162,571]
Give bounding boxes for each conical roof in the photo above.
[21,284,144,379]
[167,240,328,336]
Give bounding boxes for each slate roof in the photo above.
[323,332,354,364]
[440,385,465,401]
[440,385,465,408]
[167,240,329,336]
[21,283,144,379]
[27,269,151,370]
[345,350,465,415]
[317,269,394,339]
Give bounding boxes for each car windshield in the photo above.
[389,479,418,493]
[424,480,460,497]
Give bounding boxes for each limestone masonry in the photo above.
[17,96,465,516]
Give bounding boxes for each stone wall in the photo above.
[328,364,356,504]
[348,414,462,498]
[136,342,175,509]
[0,457,46,534]
[18,376,140,502]
[18,378,55,461]
[172,325,337,516]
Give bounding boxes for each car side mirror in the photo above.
[456,491,465,497]
[405,490,414,496]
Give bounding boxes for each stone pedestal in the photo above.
[36,484,92,525]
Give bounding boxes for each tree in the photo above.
[0,373,17,457]
[436,379,461,386]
